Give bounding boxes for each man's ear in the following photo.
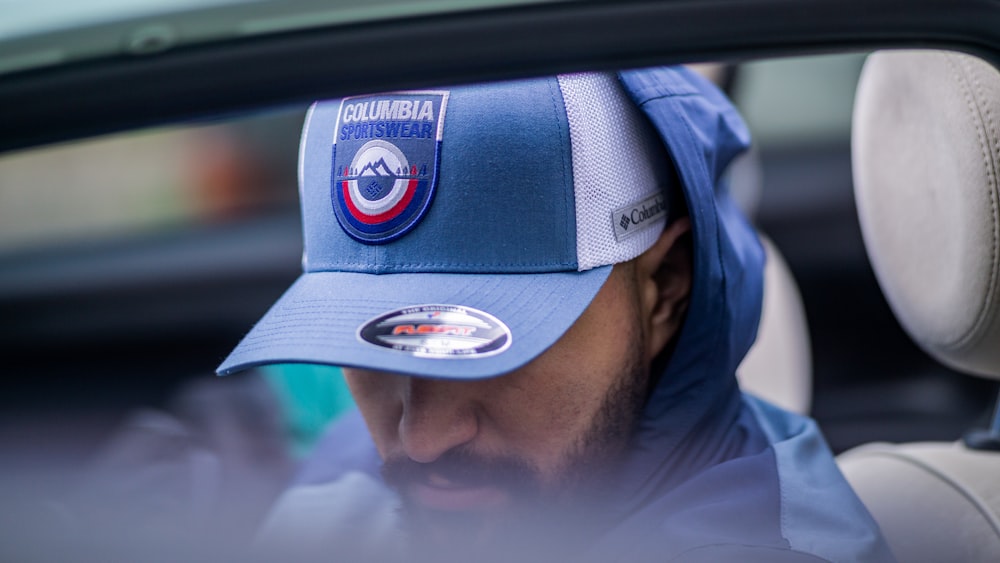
[634,218,693,362]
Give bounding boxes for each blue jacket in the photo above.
[266,68,896,562]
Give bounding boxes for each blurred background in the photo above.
[1,53,997,553]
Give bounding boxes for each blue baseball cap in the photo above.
[218,73,676,379]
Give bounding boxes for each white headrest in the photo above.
[853,50,1000,380]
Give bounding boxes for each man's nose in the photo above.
[398,377,479,464]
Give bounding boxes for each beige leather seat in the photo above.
[737,235,812,415]
[838,49,1000,563]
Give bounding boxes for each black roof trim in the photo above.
[2,0,998,153]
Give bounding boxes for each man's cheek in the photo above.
[345,380,402,458]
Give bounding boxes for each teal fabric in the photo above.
[260,364,355,457]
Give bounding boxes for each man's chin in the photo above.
[399,491,537,560]
[402,489,509,544]
[398,488,600,563]
[409,482,512,512]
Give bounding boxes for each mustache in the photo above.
[381,448,540,496]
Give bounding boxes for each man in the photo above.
[219,68,894,562]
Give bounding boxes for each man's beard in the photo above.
[380,335,650,562]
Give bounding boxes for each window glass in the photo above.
[0,108,305,254]
[733,53,866,148]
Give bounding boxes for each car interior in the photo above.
[837,49,1000,562]
[1,0,1000,559]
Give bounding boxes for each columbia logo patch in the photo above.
[612,192,668,241]
[331,92,449,244]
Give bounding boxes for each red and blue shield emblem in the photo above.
[331,91,449,244]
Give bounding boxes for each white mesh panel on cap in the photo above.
[557,73,674,271]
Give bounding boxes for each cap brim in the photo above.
[217,266,613,379]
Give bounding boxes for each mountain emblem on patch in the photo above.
[331,92,449,244]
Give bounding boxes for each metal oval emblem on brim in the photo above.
[358,304,512,358]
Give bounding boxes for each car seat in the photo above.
[838,49,1000,562]
[737,235,812,415]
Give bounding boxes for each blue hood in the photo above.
[586,68,893,562]
[611,67,765,502]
